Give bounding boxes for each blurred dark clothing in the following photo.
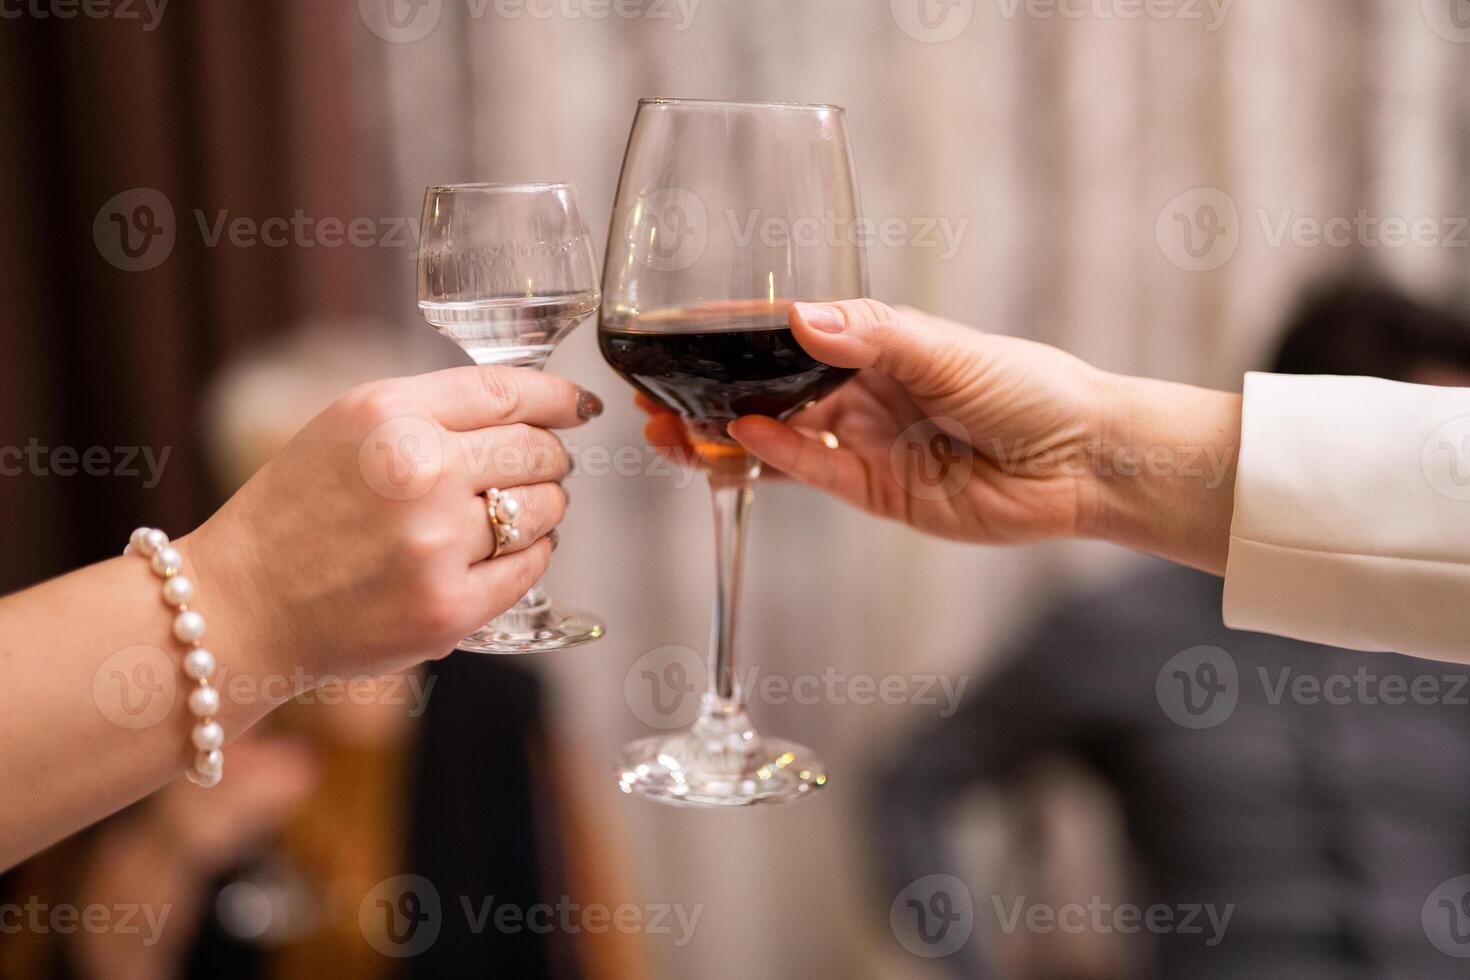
[877,562,1470,980]
[187,654,576,980]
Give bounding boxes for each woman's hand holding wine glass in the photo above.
[183,364,588,684]
[643,298,1242,575]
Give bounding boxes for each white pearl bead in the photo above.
[150,546,182,576]
[140,529,168,557]
[183,648,216,681]
[188,685,220,717]
[192,720,224,751]
[162,575,195,607]
[498,494,521,519]
[129,527,153,554]
[173,610,206,643]
[508,526,520,542]
[186,765,222,788]
[195,748,223,774]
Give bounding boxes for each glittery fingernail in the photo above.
[576,388,604,420]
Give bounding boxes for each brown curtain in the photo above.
[0,1,367,591]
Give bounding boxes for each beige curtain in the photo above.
[349,1,1470,975]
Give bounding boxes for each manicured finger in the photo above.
[409,365,603,431]
[465,538,553,628]
[634,391,665,416]
[645,412,693,454]
[457,424,571,489]
[729,416,870,503]
[788,300,973,397]
[466,482,567,562]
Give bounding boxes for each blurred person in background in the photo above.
[0,325,643,980]
[869,281,1470,979]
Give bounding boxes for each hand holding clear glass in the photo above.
[418,181,604,653]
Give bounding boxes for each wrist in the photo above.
[172,530,289,733]
[1083,370,1242,574]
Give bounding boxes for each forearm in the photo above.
[0,537,276,869]
[1086,372,1242,575]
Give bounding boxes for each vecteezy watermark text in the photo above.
[94,188,421,272]
[890,0,1230,44]
[0,440,170,488]
[1157,187,1470,273]
[624,187,970,274]
[0,0,168,30]
[357,0,700,44]
[0,898,171,946]
[93,648,439,731]
[358,875,700,958]
[993,0,1231,29]
[625,644,969,729]
[991,895,1234,946]
[888,875,1233,959]
[1156,645,1470,730]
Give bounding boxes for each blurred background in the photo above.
[4,1,1470,978]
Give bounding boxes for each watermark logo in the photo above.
[358,415,443,501]
[631,187,708,273]
[624,644,705,729]
[359,0,698,39]
[890,417,974,501]
[96,660,437,729]
[728,210,969,261]
[1424,875,1470,957]
[0,898,172,945]
[993,0,1231,30]
[93,645,176,730]
[1422,417,1470,501]
[622,645,971,726]
[360,875,442,957]
[992,895,1233,945]
[486,0,700,29]
[1423,0,1470,43]
[0,440,171,487]
[891,0,975,42]
[358,878,701,953]
[891,874,975,957]
[94,187,175,272]
[0,0,169,30]
[461,895,701,943]
[1258,209,1470,251]
[1157,187,1239,272]
[359,0,443,42]
[1155,645,1238,729]
[95,188,421,271]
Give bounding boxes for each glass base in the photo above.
[457,586,603,654]
[615,711,826,807]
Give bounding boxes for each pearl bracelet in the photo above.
[125,527,224,788]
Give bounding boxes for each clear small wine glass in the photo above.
[417,181,604,653]
[600,99,867,805]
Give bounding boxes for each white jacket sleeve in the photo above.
[1222,372,1470,662]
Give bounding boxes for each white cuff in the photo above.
[1222,372,1470,662]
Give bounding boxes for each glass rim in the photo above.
[637,97,845,113]
[423,180,575,194]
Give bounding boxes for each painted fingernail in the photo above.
[794,302,844,333]
[548,528,560,552]
[576,388,604,419]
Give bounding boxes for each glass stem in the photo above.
[702,456,761,726]
[507,354,553,612]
